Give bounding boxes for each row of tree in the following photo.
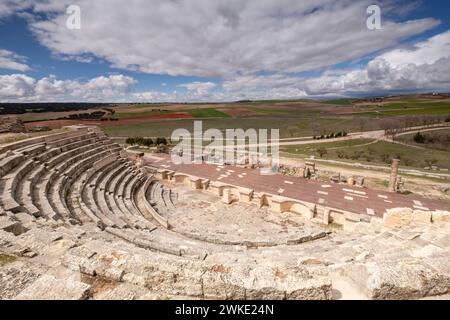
[313,131,348,140]
[125,136,168,147]
[0,103,112,115]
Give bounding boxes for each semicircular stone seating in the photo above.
[0,125,219,260]
[3,125,450,300]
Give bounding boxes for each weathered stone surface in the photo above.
[432,211,450,223]
[95,284,137,300]
[383,208,432,228]
[366,262,449,300]
[0,216,25,236]
[15,274,91,300]
[203,265,332,300]
[0,261,44,299]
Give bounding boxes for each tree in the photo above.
[143,138,153,147]
[357,117,368,132]
[413,132,425,144]
[125,137,135,145]
[156,137,168,145]
[316,147,328,158]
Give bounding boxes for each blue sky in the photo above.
[0,0,449,102]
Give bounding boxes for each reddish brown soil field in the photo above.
[25,113,193,130]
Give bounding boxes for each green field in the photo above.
[357,102,450,116]
[187,108,231,118]
[114,110,176,118]
[103,116,363,138]
[323,99,353,106]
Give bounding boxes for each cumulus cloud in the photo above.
[4,0,439,79]
[0,0,448,101]
[178,82,216,95]
[0,74,137,102]
[219,30,450,98]
[0,0,32,19]
[0,49,31,71]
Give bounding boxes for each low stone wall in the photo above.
[383,207,450,228]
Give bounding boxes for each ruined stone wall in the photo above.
[0,116,26,133]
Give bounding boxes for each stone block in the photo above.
[15,274,91,300]
[383,208,413,228]
[432,211,450,223]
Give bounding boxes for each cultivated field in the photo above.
[4,94,450,171]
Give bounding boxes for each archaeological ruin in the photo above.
[1,125,450,300]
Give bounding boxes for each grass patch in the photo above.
[281,139,374,155]
[0,253,17,266]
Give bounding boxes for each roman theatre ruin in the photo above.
[1,125,449,300]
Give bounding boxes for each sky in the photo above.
[0,0,449,102]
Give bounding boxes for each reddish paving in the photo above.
[145,154,450,217]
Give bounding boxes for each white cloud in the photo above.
[301,30,450,95]
[0,0,32,19]
[0,74,35,98]
[377,30,450,67]
[0,49,31,71]
[5,0,439,79]
[0,74,137,102]
[178,81,216,95]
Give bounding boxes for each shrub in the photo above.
[424,158,438,168]
[380,153,390,164]
[336,151,345,159]
[316,147,328,158]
